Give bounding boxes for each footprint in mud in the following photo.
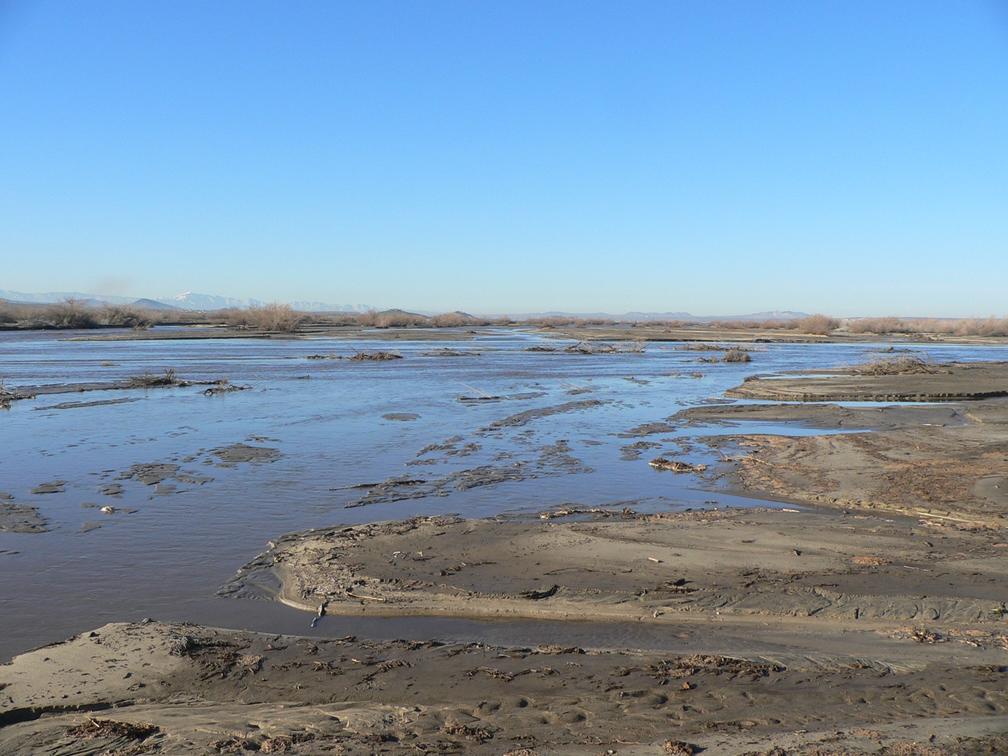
[557,709,587,723]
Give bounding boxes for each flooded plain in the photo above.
[1,329,1005,660]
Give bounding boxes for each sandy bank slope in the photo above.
[726,361,1008,402]
[2,621,1007,754]
[221,508,1008,635]
[680,396,1008,529]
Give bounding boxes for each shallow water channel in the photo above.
[1,329,1004,659]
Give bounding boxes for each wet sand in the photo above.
[3,359,1008,752]
[685,374,1008,529]
[726,361,1008,402]
[3,619,1006,754]
[222,508,1007,627]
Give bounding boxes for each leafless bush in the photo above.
[15,299,100,329]
[0,301,28,324]
[372,310,430,328]
[225,303,304,332]
[847,317,906,334]
[528,316,578,327]
[960,318,1008,336]
[943,318,1008,337]
[649,320,690,329]
[709,318,796,330]
[431,311,490,327]
[100,305,154,328]
[794,314,839,335]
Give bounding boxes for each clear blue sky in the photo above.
[2,1,1006,315]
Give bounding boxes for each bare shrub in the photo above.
[650,319,689,329]
[21,299,100,329]
[722,348,752,362]
[710,318,796,330]
[431,311,490,327]
[100,305,153,328]
[0,301,29,324]
[226,303,304,332]
[848,317,906,334]
[528,316,578,327]
[950,318,1008,337]
[372,310,430,328]
[795,314,839,335]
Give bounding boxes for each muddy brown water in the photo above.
[1,328,1005,660]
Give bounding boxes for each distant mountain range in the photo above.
[512,310,809,322]
[0,290,810,321]
[0,289,374,313]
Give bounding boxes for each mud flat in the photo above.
[0,503,48,533]
[683,364,1008,528]
[727,360,1008,402]
[2,617,1006,754]
[222,509,1008,628]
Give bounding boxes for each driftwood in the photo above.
[520,584,560,600]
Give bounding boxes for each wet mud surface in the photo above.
[0,503,48,533]
[728,361,1008,402]
[2,620,1006,754]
